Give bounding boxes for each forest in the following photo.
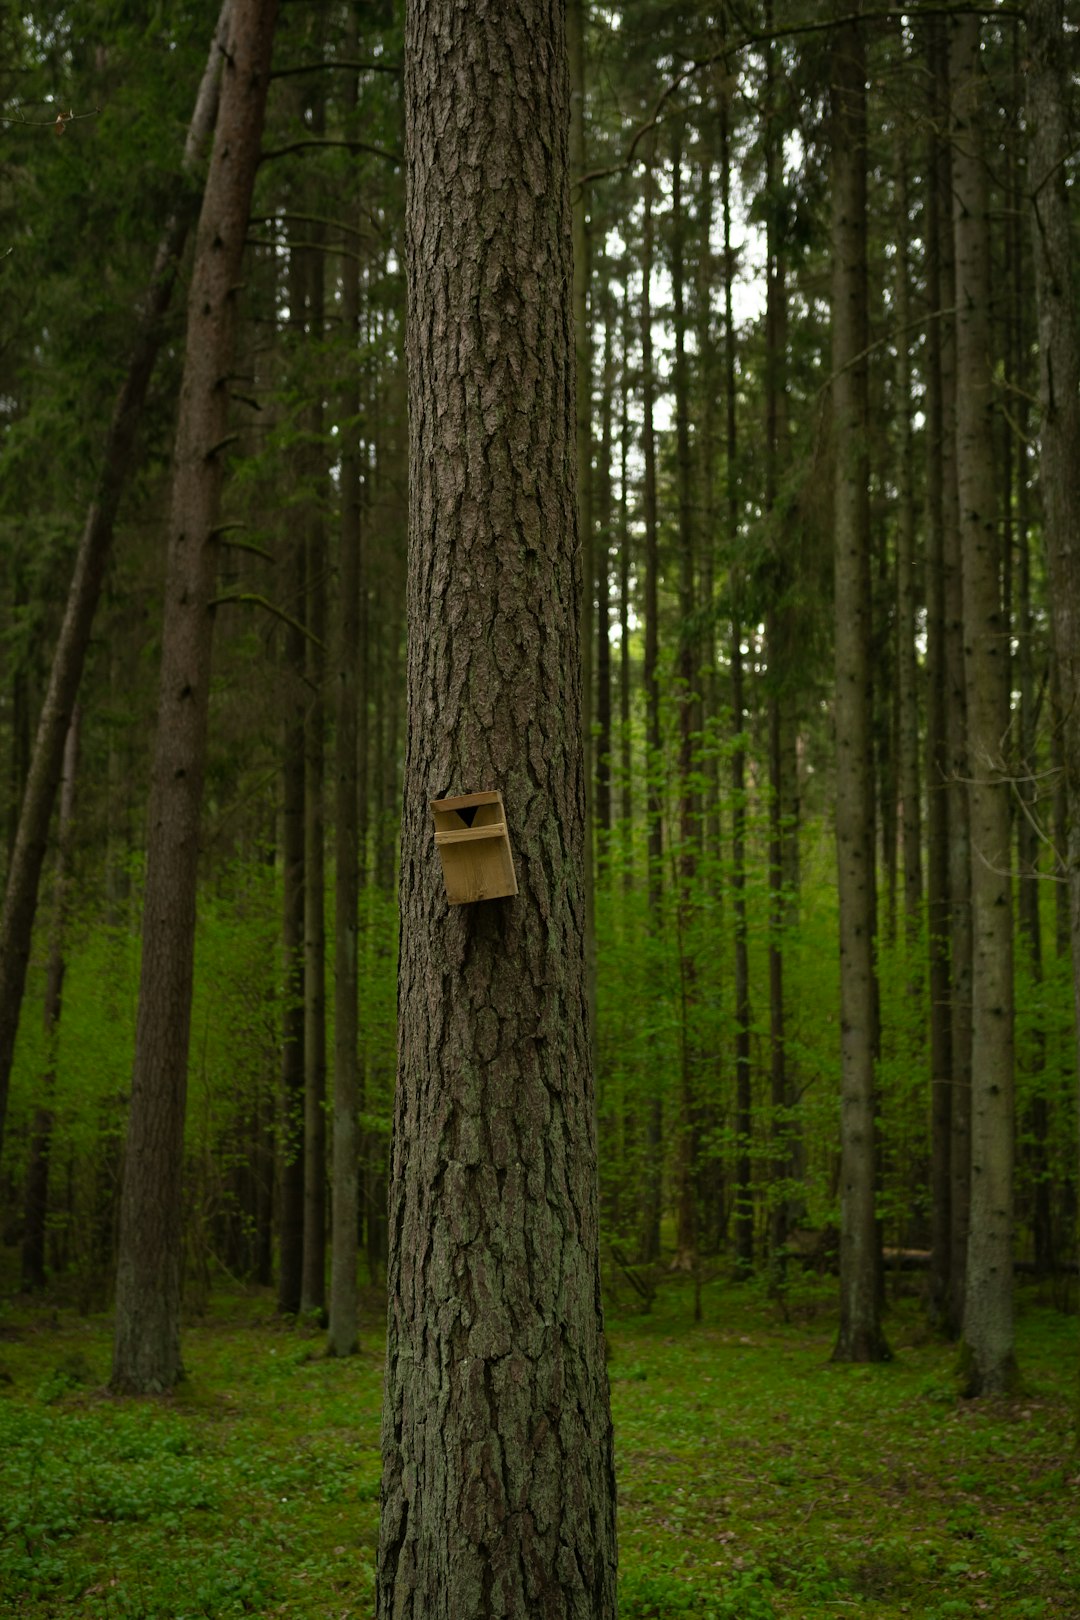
[1,0,1080,1615]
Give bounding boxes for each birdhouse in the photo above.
[430,790,518,905]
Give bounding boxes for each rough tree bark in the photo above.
[376,1,618,1612]
[0,0,231,1169]
[110,0,278,1394]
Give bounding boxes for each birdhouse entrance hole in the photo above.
[431,790,518,904]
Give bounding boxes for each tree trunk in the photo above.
[923,31,953,1329]
[671,123,699,1276]
[377,3,617,1612]
[568,0,595,1037]
[894,130,922,939]
[830,10,888,1365]
[278,504,307,1318]
[0,0,231,1169]
[1028,0,1080,1236]
[639,136,664,1267]
[763,2,793,1288]
[301,209,328,1325]
[595,266,614,844]
[110,0,278,1394]
[951,14,1018,1397]
[931,28,973,1339]
[720,94,752,1280]
[328,89,363,1360]
[21,707,79,1292]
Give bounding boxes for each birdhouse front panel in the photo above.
[430,790,518,904]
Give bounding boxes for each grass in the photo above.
[0,1269,1077,1617]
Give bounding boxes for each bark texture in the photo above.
[110,0,277,1394]
[377,3,617,1615]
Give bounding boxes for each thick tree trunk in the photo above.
[377,3,617,1613]
[830,11,888,1365]
[951,15,1018,1397]
[0,1,231,1169]
[110,0,278,1394]
[1028,0,1080,1223]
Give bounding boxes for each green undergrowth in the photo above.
[0,1272,1077,1617]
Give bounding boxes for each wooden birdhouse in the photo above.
[430,790,518,905]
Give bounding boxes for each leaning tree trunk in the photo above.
[830,10,888,1365]
[110,0,278,1395]
[1028,0,1080,1193]
[376,2,618,1613]
[951,14,1018,1397]
[0,0,231,1169]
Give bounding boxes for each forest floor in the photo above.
[0,1266,1077,1619]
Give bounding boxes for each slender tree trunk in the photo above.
[718,95,752,1280]
[278,585,305,1311]
[830,10,888,1365]
[301,204,328,1325]
[671,124,699,1276]
[328,91,363,1359]
[924,39,953,1328]
[21,708,79,1292]
[0,1,231,1168]
[1028,0,1080,1222]
[1008,42,1050,1277]
[377,4,617,1610]
[595,267,614,844]
[951,14,1018,1397]
[618,262,633,884]
[277,213,309,1320]
[894,132,921,939]
[933,29,973,1339]
[568,0,597,1057]
[763,3,793,1287]
[640,136,663,1267]
[111,0,278,1394]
